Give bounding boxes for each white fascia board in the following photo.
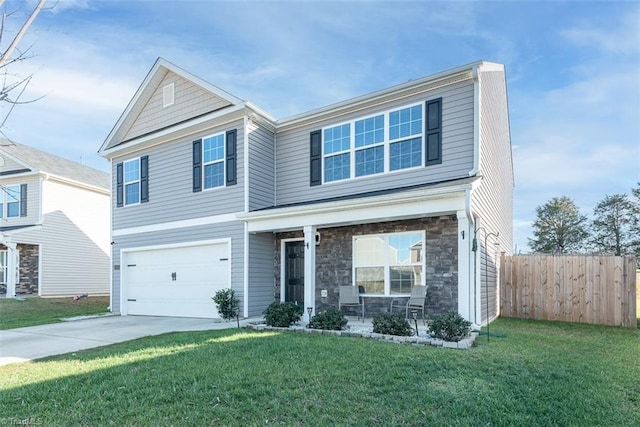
[100,104,246,159]
[1,225,43,235]
[43,173,109,195]
[240,185,471,233]
[277,62,483,130]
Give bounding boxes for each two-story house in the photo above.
[0,141,110,297]
[99,58,513,326]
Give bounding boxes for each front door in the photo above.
[284,241,304,307]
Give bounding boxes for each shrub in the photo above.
[263,302,303,327]
[429,311,472,342]
[212,288,240,321]
[372,312,413,336]
[308,308,348,330]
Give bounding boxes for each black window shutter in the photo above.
[309,130,322,186]
[140,155,149,203]
[425,98,442,166]
[19,183,27,217]
[226,129,237,186]
[116,162,124,207]
[193,139,202,192]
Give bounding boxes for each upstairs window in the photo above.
[203,134,225,189]
[192,129,237,192]
[124,159,140,205]
[116,156,149,207]
[323,124,350,182]
[316,99,440,184]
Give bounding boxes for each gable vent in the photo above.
[163,83,175,107]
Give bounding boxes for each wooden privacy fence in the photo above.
[500,254,637,328]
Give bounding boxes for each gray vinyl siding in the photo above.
[123,71,233,142]
[247,233,276,316]
[110,221,245,314]
[473,68,514,324]
[275,80,475,206]
[248,122,275,211]
[112,118,245,230]
[0,175,40,227]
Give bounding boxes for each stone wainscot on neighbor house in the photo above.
[0,141,110,297]
[99,58,513,327]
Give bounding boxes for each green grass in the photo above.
[1,318,638,426]
[0,296,110,330]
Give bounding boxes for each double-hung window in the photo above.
[355,115,385,177]
[124,159,140,205]
[353,231,424,295]
[116,156,148,207]
[4,185,20,217]
[389,105,423,170]
[323,124,351,182]
[203,133,225,189]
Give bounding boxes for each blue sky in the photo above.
[2,0,638,252]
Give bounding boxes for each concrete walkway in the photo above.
[0,315,260,366]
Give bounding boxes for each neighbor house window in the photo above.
[124,159,140,205]
[1,184,25,218]
[203,133,225,189]
[321,101,433,183]
[353,231,424,295]
[5,185,20,217]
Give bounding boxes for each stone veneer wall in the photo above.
[274,216,458,317]
[0,243,39,295]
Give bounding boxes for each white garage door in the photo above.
[124,243,230,318]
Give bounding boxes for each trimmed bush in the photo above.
[372,312,413,336]
[308,308,348,330]
[263,302,303,327]
[212,288,239,321]
[429,311,472,342]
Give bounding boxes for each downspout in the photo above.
[243,115,250,318]
[40,172,51,225]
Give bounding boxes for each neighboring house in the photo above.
[0,141,110,297]
[99,58,513,326]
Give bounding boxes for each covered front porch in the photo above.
[239,179,480,325]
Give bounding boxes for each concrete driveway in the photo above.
[0,315,258,366]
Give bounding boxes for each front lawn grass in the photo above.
[0,296,110,330]
[0,317,638,426]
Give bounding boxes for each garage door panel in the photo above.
[124,243,230,319]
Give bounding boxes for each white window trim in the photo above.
[123,158,141,206]
[322,102,425,184]
[202,132,226,191]
[352,230,426,297]
[1,184,21,218]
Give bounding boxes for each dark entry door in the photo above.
[285,241,305,307]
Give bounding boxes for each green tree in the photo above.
[529,196,588,253]
[631,183,640,259]
[590,194,635,256]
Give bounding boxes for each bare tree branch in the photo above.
[0,0,47,69]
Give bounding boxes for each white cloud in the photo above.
[561,11,640,55]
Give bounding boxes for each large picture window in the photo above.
[353,231,424,295]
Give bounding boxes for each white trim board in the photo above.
[112,212,242,237]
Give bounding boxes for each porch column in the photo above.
[303,225,317,322]
[1,234,17,298]
[456,210,474,325]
